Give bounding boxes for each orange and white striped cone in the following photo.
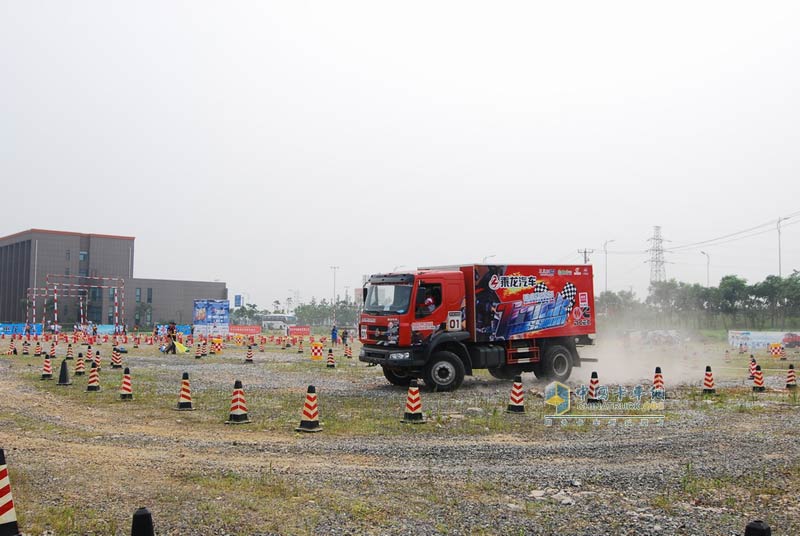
[41,357,53,380]
[402,380,426,424]
[780,347,787,360]
[702,366,715,394]
[86,362,100,392]
[8,340,17,355]
[326,349,336,369]
[225,380,251,424]
[653,366,665,395]
[202,340,208,357]
[506,375,525,413]
[111,349,122,369]
[296,385,322,432]
[20,341,28,355]
[66,343,73,360]
[75,353,85,376]
[0,448,21,536]
[195,344,202,359]
[787,364,797,390]
[49,343,55,358]
[94,351,101,371]
[120,367,133,400]
[587,371,602,404]
[259,342,265,353]
[345,345,352,359]
[34,343,41,357]
[752,365,766,392]
[133,337,139,349]
[86,346,93,363]
[297,341,303,354]
[56,359,72,386]
[245,346,254,364]
[176,372,194,410]
[748,357,757,380]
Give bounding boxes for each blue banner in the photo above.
[193,300,230,326]
[0,323,43,336]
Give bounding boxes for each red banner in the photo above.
[289,325,311,336]
[229,325,261,335]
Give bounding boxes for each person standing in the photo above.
[341,328,349,346]
[331,325,338,347]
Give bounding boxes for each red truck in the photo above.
[358,264,596,391]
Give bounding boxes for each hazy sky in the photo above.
[2,1,799,308]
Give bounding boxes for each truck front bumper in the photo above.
[359,345,427,368]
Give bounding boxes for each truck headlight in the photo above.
[389,352,411,360]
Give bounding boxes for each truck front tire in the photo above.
[382,366,414,386]
[424,351,465,392]
[541,344,573,382]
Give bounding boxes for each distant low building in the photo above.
[0,228,227,327]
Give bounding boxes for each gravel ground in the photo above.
[1,340,799,535]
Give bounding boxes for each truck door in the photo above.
[411,281,445,345]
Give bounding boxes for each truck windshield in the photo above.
[364,284,412,314]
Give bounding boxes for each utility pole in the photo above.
[700,251,710,287]
[330,266,340,324]
[603,240,614,294]
[647,226,667,284]
[777,217,785,277]
[577,248,594,264]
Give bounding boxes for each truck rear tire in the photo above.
[382,366,414,386]
[424,351,465,392]
[541,344,573,382]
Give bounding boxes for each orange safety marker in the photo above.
[702,365,715,394]
[787,364,797,390]
[259,342,265,353]
[225,380,251,424]
[402,380,426,424]
[344,345,352,359]
[120,367,133,400]
[587,371,602,404]
[752,365,766,392]
[66,343,73,360]
[195,344,202,359]
[748,357,757,380]
[49,343,56,358]
[33,342,42,357]
[94,350,102,371]
[245,346,254,364]
[296,385,322,432]
[202,340,208,356]
[41,357,53,380]
[176,372,194,410]
[311,344,323,361]
[506,375,525,413]
[0,448,21,536]
[653,366,665,393]
[86,362,100,392]
[75,353,86,376]
[111,349,123,369]
[297,341,304,354]
[326,349,336,369]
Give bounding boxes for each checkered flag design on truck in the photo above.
[534,282,549,293]
[561,282,577,308]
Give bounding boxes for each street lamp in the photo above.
[330,266,340,323]
[700,251,710,287]
[602,240,615,294]
[482,254,496,264]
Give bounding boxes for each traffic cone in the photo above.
[75,353,85,376]
[297,341,303,354]
[296,385,322,432]
[20,341,28,355]
[259,342,265,353]
[752,365,766,392]
[506,375,525,413]
[49,343,56,358]
[56,359,71,386]
[41,357,53,380]
[587,371,602,404]
[86,362,100,391]
[345,345,352,359]
[0,448,21,536]
[195,344,202,359]
[787,364,797,390]
[744,520,771,536]
[94,351,101,371]
[176,372,194,410]
[34,342,41,357]
[225,380,251,424]
[8,340,17,355]
[202,340,208,356]
[111,349,123,369]
[402,380,425,423]
[131,506,155,536]
[86,346,93,364]
[120,367,133,400]
[702,366,715,394]
[66,343,73,360]
[326,349,336,369]
[653,366,665,393]
[245,346,254,364]
[749,357,757,380]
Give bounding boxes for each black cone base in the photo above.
[75,371,85,376]
[296,420,322,432]
[402,413,426,424]
[506,405,525,414]
[87,385,100,392]
[702,388,716,394]
[120,394,133,400]
[41,374,52,380]
[787,384,797,390]
[752,386,766,392]
[225,414,251,424]
[175,403,195,411]
[587,398,602,404]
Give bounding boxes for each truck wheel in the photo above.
[488,365,522,380]
[424,351,465,392]
[382,366,413,386]
[541,345,573,382]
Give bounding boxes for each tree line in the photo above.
[597,272,800,331]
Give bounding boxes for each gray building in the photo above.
[0,228,227,327]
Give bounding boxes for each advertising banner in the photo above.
[156,324,192,336]
[289,325,311,336]
[728,330,799,349]
[0,323,43,336]
[229,325,261,335]
[193,300,230,326]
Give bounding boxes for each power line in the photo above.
[665,210,800,253]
